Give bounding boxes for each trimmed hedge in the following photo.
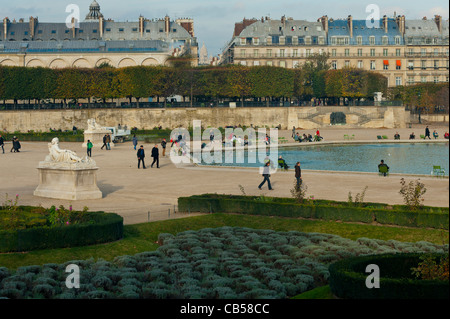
[0,211,124,252]
[328,253,449,299]
[178,194,449,230]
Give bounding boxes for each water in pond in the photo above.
[199,142,449,175]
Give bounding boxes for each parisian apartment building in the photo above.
[220,14,449,87]
[0,1,198,68]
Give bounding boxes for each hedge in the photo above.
[328,253,449,299]
[0,211,124,252]
[177,194,449,230]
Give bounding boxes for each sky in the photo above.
[2,0,449,56]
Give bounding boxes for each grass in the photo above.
[0,213,448,270]
[292,285,335,299]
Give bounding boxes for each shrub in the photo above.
[399,178,427,210]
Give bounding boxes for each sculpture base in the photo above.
[34,167,102,200]
[83,131,115,149]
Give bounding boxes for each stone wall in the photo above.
[0,106,412,132]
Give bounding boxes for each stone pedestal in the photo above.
[82,130,115,149]
[34,166,103,200]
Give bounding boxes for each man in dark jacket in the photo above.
[137,145,146,169]
[295,162,302,189]
[151,144,159,168]
[161,139,167,157]
[101,135,107,150]
[0,135,4,153]
[425,126,431,139]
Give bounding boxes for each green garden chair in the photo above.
[344,134,349,140]
[351,134,355,140]
[378,165,389,177]
[382,135,388,139]
[432,166,445,178]
[420,135,426,140]
[377,135,382,140]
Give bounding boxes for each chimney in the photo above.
[29,16,38,39]
[347,15,353,38]
[382,15,388,33]
[139,15,144,37]
[435,15,442,33]
[321,15,328,33]
[165,15,170,36]
[99,15,104,38]
[3,17,9,39]
[72,17,76,38]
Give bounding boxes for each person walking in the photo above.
[151,144,160,168]
[0,135,4,154]
[161,138,167,157]
[132,135,138,150]
[425,126,431,139]
[106,134,111,150]
[295,162,302,189]
[87,140,93,157]
[101,134,107,150]
[11,136,20,153]
[137,145,146,169]
[258,161,273,190]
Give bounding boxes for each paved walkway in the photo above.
[0,125,448,225]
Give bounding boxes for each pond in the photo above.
[199,142,449,176]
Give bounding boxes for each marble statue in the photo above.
[87,118,106,131]
[41,137,95,168]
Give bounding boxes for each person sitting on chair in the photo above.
[433,130,439,139]
[444,132,449,139]
[378,160,390,176]
[409,132,415,140]
[394,132,400,140]
[278,156,289,171]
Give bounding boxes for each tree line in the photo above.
[0,54,421,108]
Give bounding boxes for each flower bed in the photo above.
[0,227,447,299]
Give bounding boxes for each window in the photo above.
[344,60,350,67]
[396,60,401,70]
[240,49,246,58]
[293,61,299,68]
[382,36,388,45]
[24,31,28,35]
[79,29,83,33]
[383,49,388,57]
[421,48,426,56]
[298,37,304,44]
[318,37,325,45]
[357,49,363,57]
[306,49,311,57]
[272,36,279,44]
[395,49,401,57]
[106,28,111,32]
[286,36,292,45]
[332,49,337,57]
[51,30,56,34]
[267,61,273,66]
[253,38,259,45]
[421,60,426,69]
[407,76,414,85]
[279,49,285,57]
[434,60,439,69]
[344,49,349,57]
[119,28,124,32]
[280,61,286,68]
[65,30,70,34]
[331,60,337,69]
[369,36,375,45]
[172,29,177,33]
[93,29,98,33]
[370,49,375,57]
[433,76,439,83]
[293,49,298,57]
[38,30,43,34]
[357,60,363,68]
[408,61,414,69]
[253,49,259,58]
[395,36,401,45]
[370,60,376,70]
[356,36,362,45]
[267,49,272,57]
[240,38,246,45]
[253,61,260,66]
[408,48,414,56]
[421,76,427,83]
[132,28,138,32]
[146,29,150,33]
[305,36,311,45]
[383,60,389,70]
[331,37,336,45]
[395,77,402,86]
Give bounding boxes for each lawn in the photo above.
[0,213,448,270]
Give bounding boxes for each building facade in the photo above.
[0,1,198,68]
[220,14,449,87]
